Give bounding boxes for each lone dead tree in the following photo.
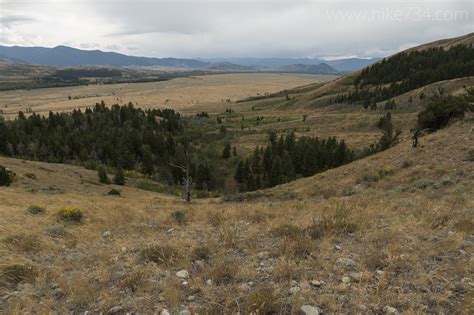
[170,163,192,202]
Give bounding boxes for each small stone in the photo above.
[193,260,205,270]
[102,231,111,238]
[160,310,170,315]
[238,283,251,293]
[341,276,351,284]
[289,286,300,294]
[349,272,362,282]
[383,306,398,314]
[176,270,189,279]
[334,244,341,250]
[206,279,212,286]
[181,281,189,286]
[187,295,196,302]
[179,310,191,315]
[376,270,385,275]
[301,305,322,315]
[121,247,127,253]
[335,257,356,270]
[310,280,322,287]
[359,304,367,312]
[248,281,254,287]
[107,306,125,314]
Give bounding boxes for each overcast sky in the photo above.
[1,0,472,59]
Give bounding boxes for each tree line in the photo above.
[234,132,354,191]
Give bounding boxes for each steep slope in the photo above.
[1,117,472,314]
[299,32,474,108]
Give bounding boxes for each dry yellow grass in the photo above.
[0,73,335,117]
[1,117,473,314]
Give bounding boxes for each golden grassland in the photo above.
[0,73,336,118]
[1,117,473,314]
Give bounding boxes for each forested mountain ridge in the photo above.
[300,32,474,110]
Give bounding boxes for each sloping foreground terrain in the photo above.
[0,116,473,313]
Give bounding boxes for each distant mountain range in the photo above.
[199,57,381,73]
[0,45,380,73]
[0,45,208,68]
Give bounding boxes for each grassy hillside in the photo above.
[1,115,473,314]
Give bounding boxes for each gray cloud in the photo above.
[0,0,472,58]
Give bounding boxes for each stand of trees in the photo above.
[334,44,474,106]
[234,132,354,191]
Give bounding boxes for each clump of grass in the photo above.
[278,235,314,259]
[45,224,68,237]
[171,209,187,224]
[3,234,40,252]
[271,223,303,239]
[357,166,395,184]
[0,264,35,288]
[57,207,83,223]
[272,258,299,283]
[467,149,474,162]
[454,219,474,234]
[107,188,121,196]
[209,258,240,285]
[245,284,282,314]
[27,205,46,214]
[316,205,358,235]
[118,269,146,293]
[192,245,211,261]
[208,211,225,227]
[140,245,179,266]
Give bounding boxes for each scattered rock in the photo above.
[301,305,322,315]
[349,272,362,282]
[160,309,170,315]
[193,260,205,270]
[383,306,398,314]
[334,244,341,250]
[176,270,189,279]
[107,306,125,314]
[341,276,351,284]
[335,257,356,270]
[121,247,127,253]
[289,286,301,294]
[187,295,196,302]
[179,310,191,315]
[206,279,212,286]
[310,280,322,287]
[181,281,189,286]
[358,304,368,312]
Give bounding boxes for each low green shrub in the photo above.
[57,207,83,222]
[45,224,67,237]
[0,264,35,287]
[107,188,121,196]
[27,205,46,214]
[171,209,187,224]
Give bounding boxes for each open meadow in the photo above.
[0,73,337,118]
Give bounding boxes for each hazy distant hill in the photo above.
[276,63,338,74]
[199,57,380,72]
[0,45,209,68]
[0,44,379,72]
[207,62,256,71]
